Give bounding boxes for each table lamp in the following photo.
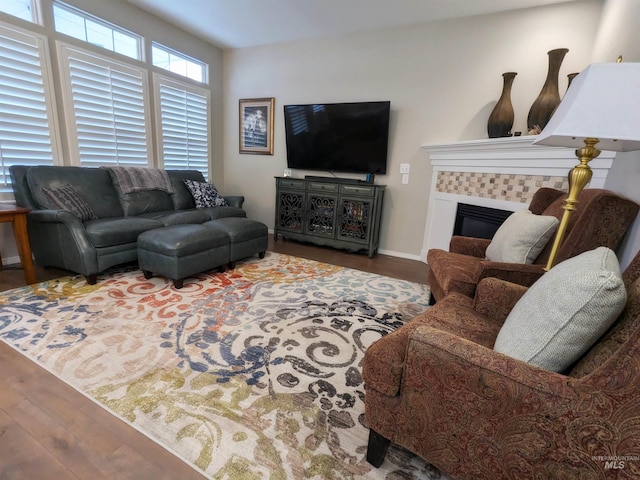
[533,62,640,270]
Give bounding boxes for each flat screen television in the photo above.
[283,101,390,175]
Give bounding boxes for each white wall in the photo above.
[592,0,640,268]
[223,1,603,259]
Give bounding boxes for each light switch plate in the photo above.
[402,174,409,184]
[399,163,410,174]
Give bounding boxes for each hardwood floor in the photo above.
[0,235,428,479]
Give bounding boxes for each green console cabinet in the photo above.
[274,177,385,257]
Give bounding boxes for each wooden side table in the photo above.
[0,205,36,285]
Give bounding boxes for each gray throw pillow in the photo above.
[494,247,626,372]
[183,179,228,208]
[42,184,97,221]
[485,209,559,264]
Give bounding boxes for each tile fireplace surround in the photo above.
[420,135,615,261]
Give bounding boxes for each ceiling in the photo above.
[124,0,580,49]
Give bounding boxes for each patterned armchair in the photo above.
[363,249,640,479]
[427,188,639,304]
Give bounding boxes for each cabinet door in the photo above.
[337,197,373,244]
[277,189,306,233]
[305,193,337,238]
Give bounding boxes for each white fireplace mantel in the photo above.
[420,135,615,261]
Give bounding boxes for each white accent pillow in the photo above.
[485,209,559,264]
[494,247,626,372]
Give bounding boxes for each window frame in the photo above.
[153,73,211,178]
[0,20,62,195]
[53,0,143,61]
[151,41,208,85]
[56,41,153,168]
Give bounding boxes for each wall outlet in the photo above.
[402,174,409,184]
[399,163,410,174]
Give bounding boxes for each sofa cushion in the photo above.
[184,179,228,208]
[115,189,176,217]
[84,217,164,247]
[138,209,212,226]
[103,167,176,216]
[494,247,627,372]
[485,209,559,264]
[167,170,206,210]
[26,166,123,218]
[42,184,97,221]
[206,206,247,220]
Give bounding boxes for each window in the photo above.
[53,1,141,60]
[154,75,209,178]
[0,2,213,185]
[0,23,59,192]
[0,0,37,23]
[152,42,206,84]
[58,44,151,168]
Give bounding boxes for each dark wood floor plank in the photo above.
[0,235,428,478]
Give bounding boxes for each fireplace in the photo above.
[420,136,615,260]
[453,203,512,239]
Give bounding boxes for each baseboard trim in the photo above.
[2,255,20,266]
[269,229,425,262]
[377,249,423,262]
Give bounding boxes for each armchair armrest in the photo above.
[223,195,244,209]
[473,277,528,325]
[449,236,491,257]
[406,325,575,399]
[477,260,545,288]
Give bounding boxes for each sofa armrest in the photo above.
[27,209,99,275]
[223,195,244,209]
[473,277,529,324]
[449,236,491,257]
[29,209,83,224]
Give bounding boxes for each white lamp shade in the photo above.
[534,62,640,152]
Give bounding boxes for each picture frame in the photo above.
[239,97,275,155]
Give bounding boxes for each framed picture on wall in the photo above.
[239,97,275,155]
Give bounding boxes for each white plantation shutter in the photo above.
[155,75,209,178]
[0,24,59,192]
[59,44,151,167]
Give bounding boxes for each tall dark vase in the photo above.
[487,72,517,138]
[527,48,569,131]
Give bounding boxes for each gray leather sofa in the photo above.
[10,165,245,284]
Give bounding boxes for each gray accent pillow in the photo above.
[183,179,228,208]
[494,247,626,372]
[42,184,97,221]
[485,209,559,264]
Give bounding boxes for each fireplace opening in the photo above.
[453,203,513,239]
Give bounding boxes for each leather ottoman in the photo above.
[137,224,229,288]
[203,217,268,268]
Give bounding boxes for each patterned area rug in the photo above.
[0,252,444,479]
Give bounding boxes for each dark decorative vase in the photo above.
[527,48,569,131]
[567,72,579,90]
[487,72,517,138]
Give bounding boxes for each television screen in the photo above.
[283,101,390,174]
